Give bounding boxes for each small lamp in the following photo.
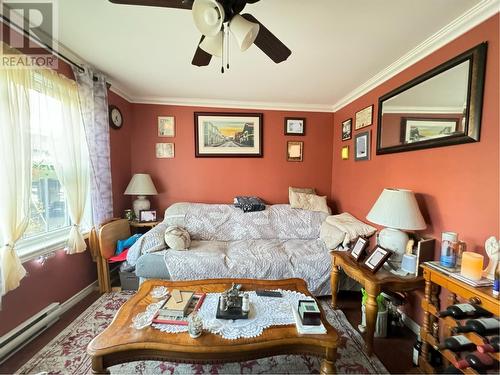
[366,188,426,265]
[124,173,158,219]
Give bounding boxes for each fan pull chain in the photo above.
[226,23,230,70]
[221,28,225,74]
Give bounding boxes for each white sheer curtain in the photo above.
[72,66,113,227]
[31,69,90,254]
[0,66,32,306]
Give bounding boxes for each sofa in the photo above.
[127,202,361,295]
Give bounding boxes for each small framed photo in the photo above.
[287,141,303,162]
[284,118,306,135]
[158,116,175,137]
[139,209,157,222]
[342,118,352,141]
[355,105,373,130]
[341,145,349,160]
[349,237,369,261]
[363,246,392,273]
[355,131,370,161]
[156,143,175,158]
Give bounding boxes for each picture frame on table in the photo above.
[287,141,303,162]
[354,131,370,161]
[194,112,263,157]
[139,210,157,223]
[355,105,373,130]
[363,246,392,273]
[342,118,352,141]
[284,118,306,135]
[158,116,175,137]
[349,237,369,261]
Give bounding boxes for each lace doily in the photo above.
[151,289,313,340]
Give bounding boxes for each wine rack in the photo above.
[419,264,499,374]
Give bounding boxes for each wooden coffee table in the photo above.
[87,278,339,374]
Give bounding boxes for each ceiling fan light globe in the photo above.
[192,0,225,36]
[230,14,259,51]
[199,32,223,57]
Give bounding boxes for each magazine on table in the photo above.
[153,292,206,326]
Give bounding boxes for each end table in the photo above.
[129,219,161,234]
[331,251,424,355]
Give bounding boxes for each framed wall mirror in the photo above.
[376,43,487,155]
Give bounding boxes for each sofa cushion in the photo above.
[289,191,330,214]
[164,225,191,250]
[288,186,315,203]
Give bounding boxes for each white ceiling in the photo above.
[52,0,494,110]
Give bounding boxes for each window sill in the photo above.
[18,229,90,264]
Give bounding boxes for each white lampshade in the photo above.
[192,0,225,37]
[200,31,223,56]
[230,14,259,51]
[366,188,426,231]
[124,174,158,196]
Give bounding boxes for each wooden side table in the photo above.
[129,219,161,234]
[331,251,424,355]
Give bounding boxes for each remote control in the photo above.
[256,290,283,297]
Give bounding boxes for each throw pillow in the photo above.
[320,221,346,250]
[164,226,191,251]
[290,191,330,214]
[288,186,316,204]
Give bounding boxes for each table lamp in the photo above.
[366,188,426,266]
[124,173,158,218]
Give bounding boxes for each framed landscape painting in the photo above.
[194,112,263,157]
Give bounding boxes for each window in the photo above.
[12,78,92,260]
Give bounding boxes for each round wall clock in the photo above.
[109,105,123,129]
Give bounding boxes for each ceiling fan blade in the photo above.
[192,36,212,66]
[245,0,261,3]
[241,13,291,63]
[108,0,193,10]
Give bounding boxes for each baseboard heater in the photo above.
[0,302,61,364]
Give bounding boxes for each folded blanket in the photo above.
[325,213,376,248]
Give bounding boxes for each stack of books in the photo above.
[153,289,206,326]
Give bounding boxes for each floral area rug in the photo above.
[17,291,388,374]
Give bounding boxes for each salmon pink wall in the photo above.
[331,15,499,322]
[128,104,334,214]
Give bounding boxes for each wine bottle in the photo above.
[438,335,476,352]
[453,318,500,336]
[455,351,497,371]
[438,303,493,319]
[477,336,500,353]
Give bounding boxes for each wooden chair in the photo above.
[93,219,131,293]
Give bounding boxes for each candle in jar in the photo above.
[460,252,484,281]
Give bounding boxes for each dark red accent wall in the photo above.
[331,15,499,323]
[128,104,334,214]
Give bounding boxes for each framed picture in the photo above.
[354,131,370,161]
[400,117,459,144]
[355,105,373,130]
[158,116,175,137]
[194,112,263,157]
[284,118,306,135]
[156,143,175,158]
[341,145,349,160]
[139,210,157,222]
[287,141,303,162]
[363,246,392,273]
[342,118,352,140]
[349,237,369,261]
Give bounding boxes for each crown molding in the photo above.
[115,93,334,113]
[331,0,500,112]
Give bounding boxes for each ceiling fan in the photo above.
[108,0,292,70]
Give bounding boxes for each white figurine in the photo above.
[483,236,499,280]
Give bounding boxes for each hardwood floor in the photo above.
[0,290,419,374]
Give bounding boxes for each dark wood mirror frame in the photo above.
[376,42,487,155]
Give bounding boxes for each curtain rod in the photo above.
[0,14,110,86]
